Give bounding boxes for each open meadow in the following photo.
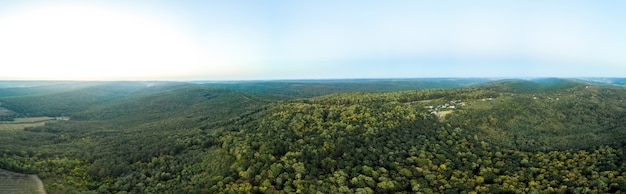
[0,169,45,194]
[0,117,53,131]
[0,118,51,193]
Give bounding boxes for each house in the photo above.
[55,116,70,121]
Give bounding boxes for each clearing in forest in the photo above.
[0,103,14,115]
[0,117,54,131]
[437,110,454,119]
[0,107,13,115]
[416,99,437,103]
[0,169,46,194]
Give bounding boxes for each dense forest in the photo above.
[1,78,626,193]
[197,78,492,98]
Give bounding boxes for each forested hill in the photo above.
[0,81,102,98]
[477,78,584,93]
[198,78,492,98]
[1,80,626,193]
[0,82,281,192]
[205,83,626,193]
[578,77,626,86]
[0,82,195,116]
[454,81,626,151]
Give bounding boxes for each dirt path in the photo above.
[29,175,46,194]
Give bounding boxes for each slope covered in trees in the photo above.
[0,82,277,193]
[0,79,625,193]
[478,78,583,93]
[0,81,102,98]
[450,83,626,151]
[201,84,626,193]
[199,78,492,98]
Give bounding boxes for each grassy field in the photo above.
[10,117,54,123]
[0,117,53,131]
[0,117,51,193]
[0,169,46,194]
[438,110,454,117]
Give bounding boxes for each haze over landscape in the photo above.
[3,2,626,193]
[1,0,625,80]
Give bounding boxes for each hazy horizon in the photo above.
[0,77,624,83]
[1,1,625,80]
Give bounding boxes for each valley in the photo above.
[0,78,625,193]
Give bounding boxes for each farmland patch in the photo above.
[0,117,54,131]
[0,169,46,194]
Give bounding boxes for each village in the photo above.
[423,97,496,118]
[423,99,467,118]
[55,116,70,121]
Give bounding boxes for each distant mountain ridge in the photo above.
[196,78,493,97]
[577,77,626,86]
[477,78,585,93]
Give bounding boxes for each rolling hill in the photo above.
[0,79,625,193]
[0,81,102,98]
[198,78,492,98]
[478,78,584,93]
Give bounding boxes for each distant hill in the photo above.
[478,78,584,93]
[197,78,492,97]
[0,82,104,98]
[577,77,626,86]
[0,82,191,116]
[0,81,78,89]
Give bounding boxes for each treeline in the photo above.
[202,78,491,98]
[478,78,583,93]
[0,115,16,121]
[306,88,498,105]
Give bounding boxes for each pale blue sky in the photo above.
[0,0,624,80]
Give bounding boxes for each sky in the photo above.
[0,0,624,80]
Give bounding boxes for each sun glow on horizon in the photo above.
[0,4,246,80]
[1,1,625,80]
